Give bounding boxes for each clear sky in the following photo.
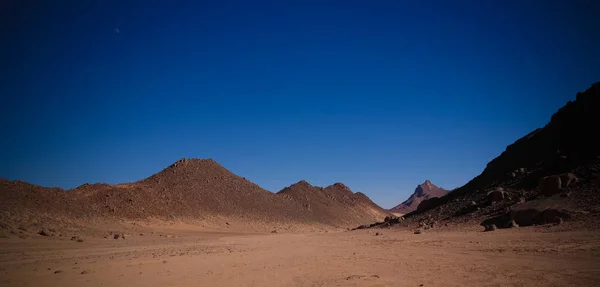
[2,0,599,208]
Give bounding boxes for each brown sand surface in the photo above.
[2,225,599,287]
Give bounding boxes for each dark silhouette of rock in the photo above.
[416,196,442,212]
[540,175,563,197]
[451,82,600,197]
[487,187,506,202]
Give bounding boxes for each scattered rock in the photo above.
[555,217,564,225]
[414,229,422,234]
[509,198,571,226]
[375,232,381,236]
[540,175,563,196]
[481,198,573,228]
[484,224,497,232]
[38,229,52,236]
[383,216,402,224]
[560,173,579,188]
[346,275,367,280]
[54,270,64,274]
[113,234,120,240]
[416,197,442,212]
[487,187,506,202]
[271,230,277,233]
[80,270,93,275]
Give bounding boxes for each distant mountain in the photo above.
[388,180,449,214]
[0,158,390,229]
[277,181,392,225]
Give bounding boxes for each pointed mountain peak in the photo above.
[276,180,316,195]
[324,182,354,196]
[295,180,312,186]
[330,182,349,189]
[389,180,449,214]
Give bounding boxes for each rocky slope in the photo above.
[277,181,392,226]
[389,180,449,214]
[0,159,390,234]
[358,81,600,231]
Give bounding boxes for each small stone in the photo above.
[414,229,422,234]
[346,275,367,280]
[113,234,120,240]
[54,270,64,274]
[484,224,497,232]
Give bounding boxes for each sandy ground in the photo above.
[1,226,600,287]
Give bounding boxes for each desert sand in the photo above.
[2,223,599,287]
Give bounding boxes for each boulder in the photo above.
[383,216,401,224]
[484,224,497,232]
[539,175,562,196]
[539,173,578,197]
[38,229,52,236]
[559,173,579,188]
[487,187,506,202]
[480,198,572,228]
[508,198,571,226]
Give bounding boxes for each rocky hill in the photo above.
[277,181,392,226]
[389,180,449,214]
[356,81,600,231]
[0,159,390,233]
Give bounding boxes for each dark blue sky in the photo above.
[2,0,599,208]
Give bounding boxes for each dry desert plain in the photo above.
[1,222,599,287]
